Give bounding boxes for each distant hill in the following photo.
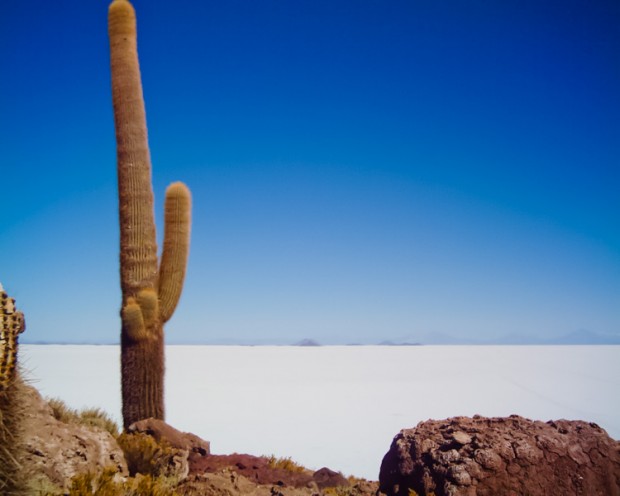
[378,340,422,346]
[381,330,620,346]
[544,329,620,345]
[21,330,620,346]
[293,339,321,347]
[494,330,620,345]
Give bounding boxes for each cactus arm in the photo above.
[136,288,160,329]
[121,297,147,341]
[158,182,192,323]
[121,288,161,342]
[109,0,158,295]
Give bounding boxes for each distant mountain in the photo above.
[380,329,620,346]
[22,330,620,346]
[496,330,620,345]
[421,332,480,345]
[495,333,544,345]
[378,340,422,346]
[544,329,620,345]
[377,332,478,345]
[293,338,321,347]
[20,339,119,345]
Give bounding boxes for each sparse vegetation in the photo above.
[407,490,435,496]
[117,432,183,479]
[265,454,308,473]
[329,488,355,496]
[26,473,64,495]
[68,467,179,496]
[47,397,120,437]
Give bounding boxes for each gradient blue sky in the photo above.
[1,0,618,344]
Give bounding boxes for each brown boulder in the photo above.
[127,417,211,460]
[125,418,212,481]
[312,467,349,489]
[379,415,620,496]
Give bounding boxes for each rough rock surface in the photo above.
[177,470,378,496]
[379,415,620,496]
[190,452,349,489]
[20,385,127,491]
[128,421,373,494]
[16,385,378,495]
[191,453,315,487]
[312,467,349,489]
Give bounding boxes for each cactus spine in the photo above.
[0,284,28,495]
[108,0,192,429]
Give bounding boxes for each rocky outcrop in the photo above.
[312,467,349,489]
[177,470,378,496]
[14,385,375,495]
[127,420,362,493]
[128,417,210,463]
[122,417,212,481]
[20,385,127,492]
[190,452,350,489]
[379,415,620,496]
[190,453,315,487]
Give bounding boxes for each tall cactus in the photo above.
[0,283,28,495]
[108,0,192,429]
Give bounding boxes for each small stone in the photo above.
[421,438,437,453]
[453,431,472,445]
[450,464,472,485]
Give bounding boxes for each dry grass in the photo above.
[265,454,308,473]
[68,467,179,496]
[47,398,119,437]
[117,432,185,479]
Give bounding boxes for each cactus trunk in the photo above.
[108,0,192,429]
[120,328,165,425]
[0,284,28,495]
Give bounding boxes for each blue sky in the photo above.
[1,0,618,344]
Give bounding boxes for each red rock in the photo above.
[379,415,620,496]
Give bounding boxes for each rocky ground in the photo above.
[16,383,620,495]
[19,384,378,495]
